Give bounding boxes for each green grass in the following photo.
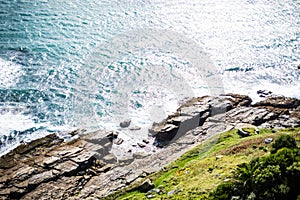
[103,127,300,200]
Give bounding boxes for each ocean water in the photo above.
[0,0,299,155]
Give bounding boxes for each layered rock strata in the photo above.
[0,94,299,199]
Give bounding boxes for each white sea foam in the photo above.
[0,58,22,88]
[0,109,43,156]
[0,110,36,136]
[0,107,75,156]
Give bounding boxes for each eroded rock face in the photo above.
[151,94,300,146]
[151,96,232,145]
[0,94,299,200]
[253,96,300,109]
[0,130,116,200]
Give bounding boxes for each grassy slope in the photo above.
[105,127,300,200]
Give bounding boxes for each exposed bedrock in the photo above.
[150,94,299,145]
[0,94,299,199]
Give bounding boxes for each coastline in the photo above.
[0,93,299,199]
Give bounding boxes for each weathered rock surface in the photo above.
[137,179,154,192]
[120,119,131,128]
[151,94,300,145]
[0,94,299,200]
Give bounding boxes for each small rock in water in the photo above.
[69,129,80,136]
[106,131,119,142]
[113,138,124,145]
[142,139,149,144]
[264,138,273,144]
[120,119,131,128]
[257,90,272,98]
[129,126,141,131]
[138,142,146,148]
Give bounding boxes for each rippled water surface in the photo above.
[0,0,299,155]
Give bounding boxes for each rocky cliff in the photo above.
[0,94,299,200]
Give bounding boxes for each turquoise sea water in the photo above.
[0,0,299,155]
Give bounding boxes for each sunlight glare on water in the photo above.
[0,0,299,154]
